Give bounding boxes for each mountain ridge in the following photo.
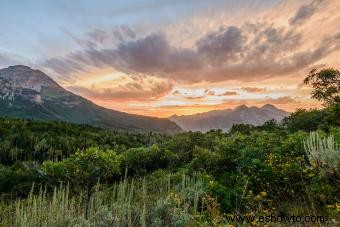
[0,65,182,134]
[169,104,289,132]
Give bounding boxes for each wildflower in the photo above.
[255,195,262,201]
[336,203,340,211]
[260,191,267,197]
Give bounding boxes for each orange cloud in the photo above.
[68,79,173,102]
[172,90,181,95]
[183,96,206,101]
[39,0,336,118]
[206,90,215,96]
[220,91,238,96]
[241,87,266,93]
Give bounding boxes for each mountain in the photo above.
[169,104,289,132]
[0,65,181,133]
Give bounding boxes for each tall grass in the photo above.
[0,173,206,227]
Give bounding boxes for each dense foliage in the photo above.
[0,103,339,225]
[304,68,340,105]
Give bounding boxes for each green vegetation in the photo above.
[304,68,340,106]
[1,173,207,226]
[0,70,339,226]
[0,108,339,226]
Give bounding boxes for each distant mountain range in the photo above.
[169,104,289,132]
[0,65,290,133]
[0,65,181,134]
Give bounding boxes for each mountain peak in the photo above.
[170,104,289,132]
[2,65,48,77]
[0,65,59,91]
[7,65,33,71]
[261,104,279,111]
[235,104,248,111]
[0,65,182,134]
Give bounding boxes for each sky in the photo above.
[1,0,339,117]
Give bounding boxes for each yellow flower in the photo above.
[255,195,262,201]
[336,203,340,211]
[260,191,267,197]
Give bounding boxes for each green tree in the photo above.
[282,108,326,132]
[304,68,340,105]
[229,124,256,135]
[41,147,121,193]
[122,145,176,175]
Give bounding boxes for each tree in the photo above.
[304,68,340,105]
[282,108,326,132]
[41,147,121,192]
[122,145,175,175]
[229,124,256,135]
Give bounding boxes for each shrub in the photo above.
[304,132,340,173]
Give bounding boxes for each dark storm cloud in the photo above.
[289,0,324,25]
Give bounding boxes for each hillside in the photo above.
[0,65,181,134]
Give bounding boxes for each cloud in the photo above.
[219,96,299,108]
[220,91,238,96]
[87,29,108,45]
[197,26,245,64]
[261,96,299,104]
[157,96,299,110]
[114,26,136,40]
[68,79,173,102]
[184,95,206,100]
[205,90,215,96]
[115,33,202,78]
[0,52,27,68]
[289,0,324,25]
[220,96,299,107]
[241,87,266,93]
[63,25,137,50]
[172,90,181,95]
[41,1,340,84]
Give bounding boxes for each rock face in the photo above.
[0,65,182,134]
[169,104,289,132]
[0,65,59,104]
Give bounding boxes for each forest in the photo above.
[0,69,339,226]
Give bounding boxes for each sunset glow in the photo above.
[1,0,338,117]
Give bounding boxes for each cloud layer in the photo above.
[1,0,337,116]
[68,78,173,102]
[42,0,340,85]
[289,0,324,25]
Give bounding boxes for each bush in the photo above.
[304,132,340,173]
